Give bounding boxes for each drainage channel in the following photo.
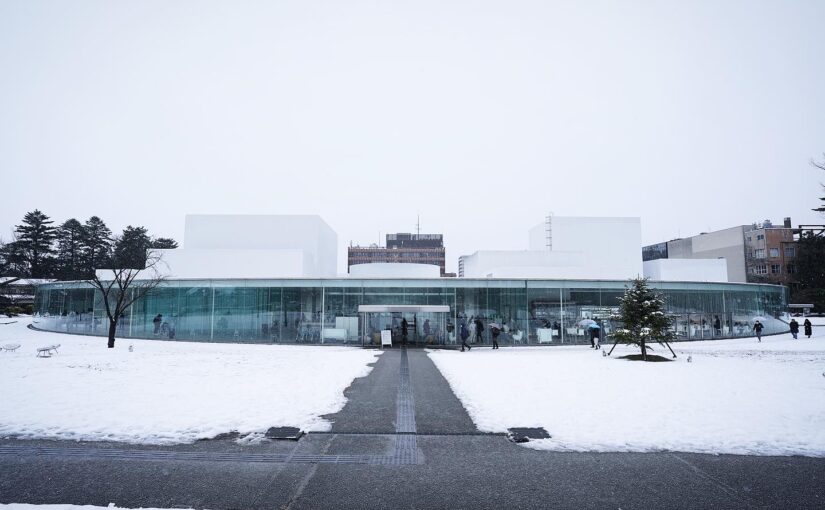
[0,348,422,466]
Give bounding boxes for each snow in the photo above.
[429,329,825,457]
[0,318,379,444]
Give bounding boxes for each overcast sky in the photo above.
[1,0,824,273]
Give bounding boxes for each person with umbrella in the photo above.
[579,319,598,348]
[804,318,813,339]
[490,321,501,349]
[589,323,601,349]
[790,318,799,339]
[753,319,764,342]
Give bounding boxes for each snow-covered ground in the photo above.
[0,318,379,444]
[429,327,825,457]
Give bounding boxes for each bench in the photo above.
[36,344,60,357]
[2,343,21,352]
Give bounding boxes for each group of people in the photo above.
[788,318,813,340]
[752,317,814,342]
[458,316,503,351]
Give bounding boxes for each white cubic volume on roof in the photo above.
[461,216,642,280]
[348,263,441,278]
[154,215,338,279]
[642,258,729,283]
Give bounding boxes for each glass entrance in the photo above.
[358,305,452,347]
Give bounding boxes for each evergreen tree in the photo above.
[795,231,825,311]
[13,210,56,278]
[55,218,85,280]
[151,237,178,249]
[113,226,152,269]
[612,277,674,360]
[81,216,112,276]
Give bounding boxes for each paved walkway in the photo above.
[1,347,824,509]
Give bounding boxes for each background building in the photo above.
[348,233,448,276]
[744,219,798,286]
[460,216,642,280]
[642,217,798,285]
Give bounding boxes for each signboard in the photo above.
[380,329,393,348]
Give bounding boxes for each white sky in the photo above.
[1,0,824,273]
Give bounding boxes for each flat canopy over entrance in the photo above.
[357,305,450,313]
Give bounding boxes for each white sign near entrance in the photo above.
[380,330,392,348]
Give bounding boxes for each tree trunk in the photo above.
[641,339,647,361]
[108,319,117,348]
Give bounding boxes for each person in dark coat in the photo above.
[152,314,162,335]
[713,316,722,336]
[789,318,799,339]
[804,319,813,339]
[491,323,501,349]
[590,326,601,349]
[475,318,484,344]
[753,320,764,342]
[460,320,471,352]
[401,318,409,345]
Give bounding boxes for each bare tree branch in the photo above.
[84,249,167,348]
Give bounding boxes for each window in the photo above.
[769,248,779,258]
[754,265,767,275]
[756,234,765,241]
[755,249,766,259]
[771,264,781,274]
[784,247,795,257]
[746,236,752,242]
[787,264,796,274]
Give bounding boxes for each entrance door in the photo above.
[358,305,451,347]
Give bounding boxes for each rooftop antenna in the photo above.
[545,212,554,251]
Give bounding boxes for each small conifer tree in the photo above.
[612,277,674,360]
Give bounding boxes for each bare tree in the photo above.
[86,250,166,348]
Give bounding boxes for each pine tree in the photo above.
[81,216,112,276]
[113,226,152,269]
[13,210,56,278]
[151,237,178,249]
[612,277,674,360]
[55,218,85,280]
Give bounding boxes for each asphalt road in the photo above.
[1,348,823,509]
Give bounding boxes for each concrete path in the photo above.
[1,347,824,509]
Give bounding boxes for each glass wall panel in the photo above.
[32,279,789,345]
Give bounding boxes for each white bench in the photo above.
[321,328,348,343]
[36,344,60,357]
[2,343,21,352]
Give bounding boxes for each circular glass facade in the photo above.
[33,278,788,346]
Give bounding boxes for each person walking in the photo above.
[789,318,799,340]
[753,320,764,342]
[804,318,813,339]
[491,322,501,349]
[713,316,721,336]
[591,326,601,349]
[460,320,471,352]
[401,318,409,345]
[475,317,484,345]
[152,314,162,336]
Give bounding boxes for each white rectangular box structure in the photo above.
[151,215,338,279]
[643,258,729,283]
[462,216,642,280]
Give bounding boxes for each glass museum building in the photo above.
[33,215,789,347]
